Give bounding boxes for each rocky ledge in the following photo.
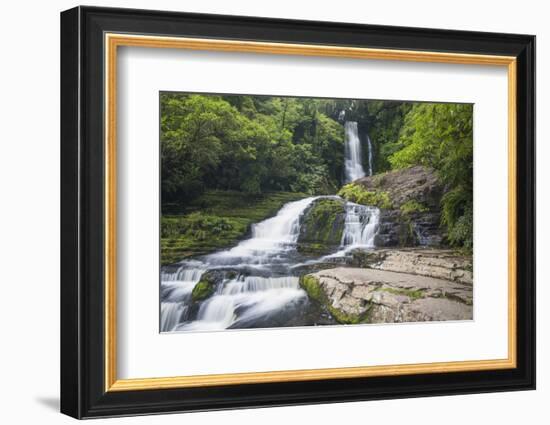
[300,267,472,325]
[349,248,473,285]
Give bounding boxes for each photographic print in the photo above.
[160,93,474,333]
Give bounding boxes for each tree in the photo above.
[389,103,474,249]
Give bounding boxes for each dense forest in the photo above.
[160,93,473,256]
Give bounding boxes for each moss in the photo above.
[297,243,328,255]
[161,190,306,265]
[377,287,425,300]
[327,305,371,325]
[299,275,324,302]
[400,200,429,215]
[191,279,215,302]
[297,199,345,255]
[299,275,371,324]
[337,183,393,209]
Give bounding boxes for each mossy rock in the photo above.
[191,280,214,302]
[299,275,325,302]
[299,275,371,325]
[191,271,223,302]
[297,198,345,255]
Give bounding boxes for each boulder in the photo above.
[300,267,472,324]
[297,197,346,255]
[355,166,445,247]
[189,269,235,302]
[355,165,442,208]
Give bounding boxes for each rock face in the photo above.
[355,166,444,247]
[355,165,442,208]
[349,248,473,285]
[297,197,346,255]
[300,267,472,324]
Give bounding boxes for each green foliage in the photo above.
[160,92,473,251]
[161,93,345,202]
[162,213,234,239]
[388,103,473,249]
[441,187,473,250]
[337,183,393,209]
[400,200,429,215]
[161,191,305,264]
[353,101,413,173]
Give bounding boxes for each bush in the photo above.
[400,200,428,215]
[337,183,393,209]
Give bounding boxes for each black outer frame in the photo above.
[60,5,536,419]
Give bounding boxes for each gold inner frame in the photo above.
[104,33,517,392]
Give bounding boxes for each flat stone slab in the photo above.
[303,267,472,324]
[350,248,473,285]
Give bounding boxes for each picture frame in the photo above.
[60,5,535,419]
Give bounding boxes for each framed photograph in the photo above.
[60,6,535,419]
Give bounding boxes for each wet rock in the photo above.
[297,197,346,255]
[354,166,445,247]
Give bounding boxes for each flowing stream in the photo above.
[161,120,380,332]
[160,195,381,332]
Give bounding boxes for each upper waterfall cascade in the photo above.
[344,121,374,182]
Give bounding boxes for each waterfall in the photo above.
[341,203,380,248]
[175,276,305,331]
[160,263,205,332]
[159,194,381,332]
[160,197,318,332]
[344,121,366,182]
[366,134,374,176]
[211,196,318,265]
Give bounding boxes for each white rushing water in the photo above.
[341,203,380,248]
[160,265,205,332]
[176,276,305,331]
[344,121,366,182]
[160,195,382,332]
[366,134,374,176]
[211,196,318,265]
[160,197,319,332]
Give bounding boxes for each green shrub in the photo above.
[400,200,429,215]
[337,183,393,209]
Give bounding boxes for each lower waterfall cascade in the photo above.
[160,196,380,332]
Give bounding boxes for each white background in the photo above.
[118,47,508,379]
[0,0,546,424]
